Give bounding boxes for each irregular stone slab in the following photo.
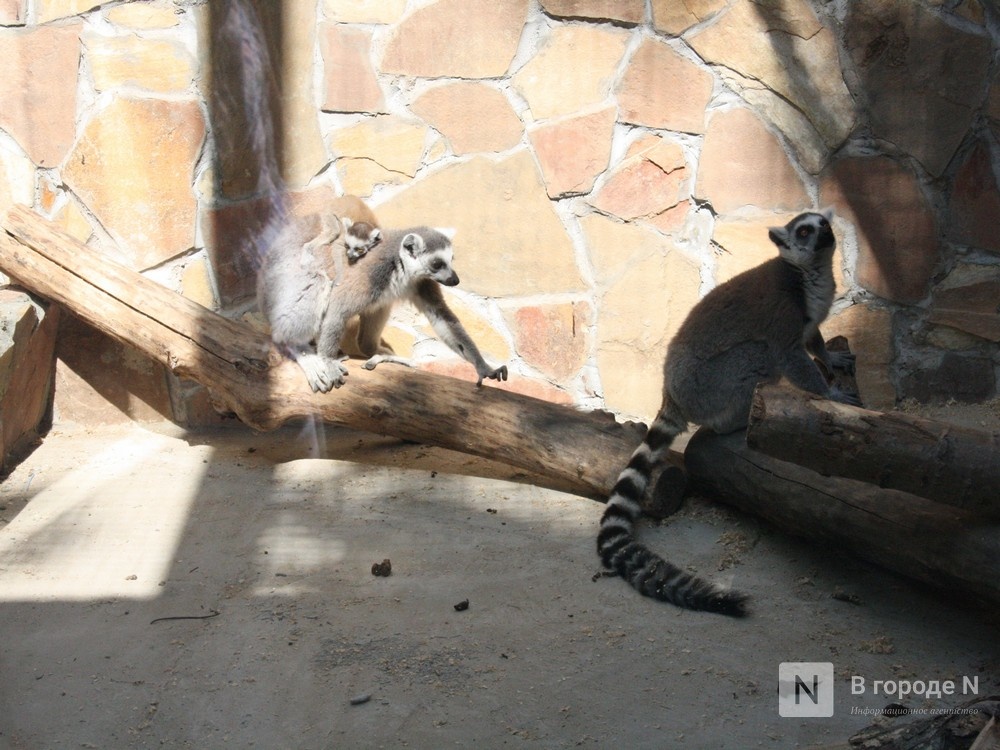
[106,2,180,29]
[846,1,991,177]
[617,38,713,134]
[63,97,205,270]
[651,0,726,35]
[899,352,995,403]
[85,32,196,94]
[322,0,406,23]
[822,304,896,409]
[688,0,854,155]
[948,142,1000,255]
[507,302,589,382]
[580,213,702,418]
[820,156,939,305]
[528,107,615,198]
[928,263,1000,343]
[328,115,428,178]
[0,24,80,167]
[539,0,644,24]
[512,24,629,121]
[411,82,522,155]
[0,140,33,216]
[34,0,100,22]
[381,0,528,78]
[0,1,25,24]
[321,24,386,114]
[590,138,688,220]
[712,215,784,284]
[374,150,583,298]
[695,107,809,215]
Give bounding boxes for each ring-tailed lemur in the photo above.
[331,195,382,263]
[258,218,508,393]
[597,210,861,617]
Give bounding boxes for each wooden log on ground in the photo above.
[0,205,666,500]
[747,384,1000,517]
[684,428,1000,607]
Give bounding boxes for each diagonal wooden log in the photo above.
[0,205,648,499]
[747,384,1000,517]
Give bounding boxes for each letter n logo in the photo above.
[778,662,834,717]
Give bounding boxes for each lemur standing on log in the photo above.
[596,210,861,616]
[257,213,508,393]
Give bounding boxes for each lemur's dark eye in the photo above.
[797,225,813,238]
[431,260,445,271]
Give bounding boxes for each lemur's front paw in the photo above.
[300,356,348,393]
[477,365,508,386]
[827,349,856,375]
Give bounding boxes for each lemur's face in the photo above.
[768,210,835,267]
[400,229,459,286]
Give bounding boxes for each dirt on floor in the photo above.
[0,408,997,749]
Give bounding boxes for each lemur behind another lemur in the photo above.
[258,216,508,393]
[596,210,861,617]
[331,195,382,263]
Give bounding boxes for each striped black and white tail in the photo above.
[597,409,749,617]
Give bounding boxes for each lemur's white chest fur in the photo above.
[801,263,835,344]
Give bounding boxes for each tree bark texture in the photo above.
[747,384,1000,517]
[685,428,1000,607]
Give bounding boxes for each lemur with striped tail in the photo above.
[597,210,861,616]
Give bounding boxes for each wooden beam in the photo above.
[747,384,1000,516]
[0,205,650,500]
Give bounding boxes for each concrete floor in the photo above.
[0,420,996,749]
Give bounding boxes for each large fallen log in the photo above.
[685,428,1000,607]
[747,384,1000,517]
[0,205,653,500]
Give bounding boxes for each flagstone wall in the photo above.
[0,0,998,428]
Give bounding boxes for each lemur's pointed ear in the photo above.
[434,227,457,241]
[768,227,789,248]
[401,233,424,257]
[818,206,835,221]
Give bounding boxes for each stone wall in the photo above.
[1,0,998,427]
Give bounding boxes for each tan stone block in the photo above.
[106,2,180,29]
[375,150,583,298]
[381,0,528,78]
[846,1,990,176]
[35,0,100,22]
[820,156,939,305]
[412,82,522,155]
[617,38,713,134]
[86,33,196,93]
[0,140,33,215]
[512,24,629,121]
[713,216,782,284]
[948,142,1000,255]
[527,107,615,198]
[321,24,385,114]
[651,0,725,34]
[696,107,809,215]
[335,157,410,197]
[597,244,701,420]
[822,304,895,409]
[329,116,428,177]
[0,0,25,24]
[644,202,690,234]
[508,302,588,382]
[54,200,95,244]
[580,212,670,284]
[322,0,406,23]
[590,143,688,221]
[539,0,644,24]
[928,263,1000,343]
[181,257,216,309]
[688,0,854,153]
[0,24,80,167]
[64,97,205,270]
